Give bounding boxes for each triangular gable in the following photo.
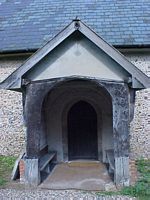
[25,33,129,82]
[0,20,149,90]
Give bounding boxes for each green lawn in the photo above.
[0,155,16,187]
[120,159,150,200]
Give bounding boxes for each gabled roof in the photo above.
[0,0,150,52]
[0,20,150,90]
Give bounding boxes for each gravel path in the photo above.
[0,189,136,200]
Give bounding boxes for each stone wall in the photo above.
[0,52,149,158]
[0,55,29,156]
[124,52,150,159]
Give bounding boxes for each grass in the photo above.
[0,155,16,187]
[97,159,150,200]
[120,159,150,200]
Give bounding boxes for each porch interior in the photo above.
[37,80,115,189]
[41,80,113,161]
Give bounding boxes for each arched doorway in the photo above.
[68,100,98,160]
[42,80,113,162]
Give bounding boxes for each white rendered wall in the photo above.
[26,36,129,82]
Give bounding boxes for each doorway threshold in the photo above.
[39,162,116,191]
[67,160,101,167]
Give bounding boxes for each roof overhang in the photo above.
[0,19,149,91]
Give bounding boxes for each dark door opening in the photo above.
[68,101,98,160]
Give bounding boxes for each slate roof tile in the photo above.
[0,0,150,52]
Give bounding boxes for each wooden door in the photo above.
[68,101,98,160]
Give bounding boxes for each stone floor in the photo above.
[40,161,116,191]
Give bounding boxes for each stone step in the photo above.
[67,160,101,167]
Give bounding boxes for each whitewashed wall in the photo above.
[0,52,149,159]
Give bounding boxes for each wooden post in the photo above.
[24,80,55,186]
[97,81,130,187]
[24,159,40,186]
[112,84,130,186]
[25,84,43,158]
[24,83,44,185]
[115,157,129,187]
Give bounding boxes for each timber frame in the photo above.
[0,19,149,188]
[23,77,130,186]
